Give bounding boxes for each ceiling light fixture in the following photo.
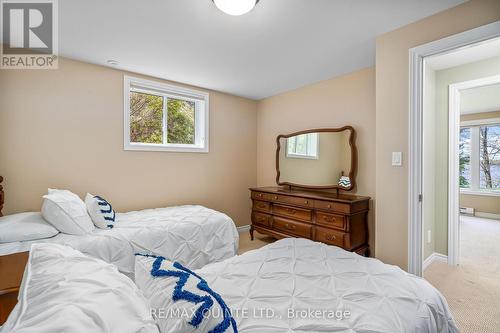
[213,0,259,16]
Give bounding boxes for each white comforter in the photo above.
[12,205,238,275]
[197,238,458,333]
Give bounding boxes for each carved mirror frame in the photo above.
[276,126,357,191]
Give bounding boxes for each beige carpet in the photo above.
[424,216,500,333]
[238,230,275,254]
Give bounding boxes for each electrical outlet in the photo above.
[427,230,432,244]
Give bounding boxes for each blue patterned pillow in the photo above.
[85,193,116,229]
[134,254,237,333]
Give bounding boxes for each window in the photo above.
[124,76,209,152]
[286,133,319,159]
[479,124,500,190]
[459,128,471,188]
[459,122,500,194]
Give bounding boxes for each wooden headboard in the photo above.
[0,176,4,216]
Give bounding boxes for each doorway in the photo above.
[408,20,500,277]
[410,21,500,333]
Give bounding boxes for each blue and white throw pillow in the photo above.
[85,193,116,229]
[135,254,238,333]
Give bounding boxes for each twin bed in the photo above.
[0,205,239,275]
[0,178,239,274]
[0,177,458,332]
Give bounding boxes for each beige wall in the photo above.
[460,194,500,215]
[256,68,376,253]
[376,0,500,269]
[0,57,258,227]
[461,110,500,121]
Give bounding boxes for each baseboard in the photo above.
[423,252,448,271]
[474,212,500,221]
[237,225,250,233]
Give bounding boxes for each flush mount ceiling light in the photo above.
[213,0,259,16]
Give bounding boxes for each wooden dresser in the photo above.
[250,187,370,256]
[0,251,29,325]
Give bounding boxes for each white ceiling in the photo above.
[426,37,500,71]
[57,0,466,100]
[461,83,500,115]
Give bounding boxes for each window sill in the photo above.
[124,143,208,153]
[460,189,500,197]
[286,154,319,160]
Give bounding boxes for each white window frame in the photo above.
[286,133,319,159]
[124,76,209,153]
[460,118,500,197]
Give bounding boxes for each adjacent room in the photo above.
[423,42,500,331]
[1,0,500,332]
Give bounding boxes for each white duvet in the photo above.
[194,238,458,333]
[0,205,239,275]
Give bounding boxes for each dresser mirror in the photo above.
[276,127,357,191]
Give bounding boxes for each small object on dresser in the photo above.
[338,176,351,188]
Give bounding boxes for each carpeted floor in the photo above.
[238,230,274,254]
[424,216,500,333]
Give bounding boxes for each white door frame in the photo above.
[408,21,500,277]
[448,74,500,266]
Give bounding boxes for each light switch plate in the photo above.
[392,152,402,166]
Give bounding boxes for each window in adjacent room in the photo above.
[124,76,209,152]
[459,122,500,194]
[287,133,319,159]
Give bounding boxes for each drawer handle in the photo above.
[285,223,296,230]
[304,200,309,205]
[322,215,336,223]
[274,196,278,200]
[286,208,297,215]
[327,204,332,209]
[325,234,336,241]
[257,193,263,197]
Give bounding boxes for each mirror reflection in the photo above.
[279,131,352,188]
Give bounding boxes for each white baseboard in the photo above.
[423,252,448,271]
[237,225,251,233]
[474,212,500,221]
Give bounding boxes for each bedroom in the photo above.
[0,0,499,332]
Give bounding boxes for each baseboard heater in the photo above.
[460,207,474,215]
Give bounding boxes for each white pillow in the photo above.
[85,193,116,229]
[0,212,58,243]
[135,254,237,333]
[41,188,94,235]
[2,243,159,333]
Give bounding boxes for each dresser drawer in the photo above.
[251,212,272,227]
[273,204,312,222]
[316,212,346,230]
[253,200,271,213]
[314,226,345,247]
[251,191,271,201]
[271,194,313,208]
[314,200,350,214]
[273,217,312,238]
